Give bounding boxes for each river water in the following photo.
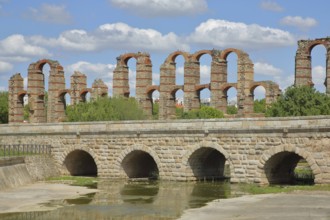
[0,180,243,220]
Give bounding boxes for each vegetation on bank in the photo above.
[47,176,97,188]
[3,85,330,123]
[46,175,330,195]
[65,97,146,122]
[265,86,330,117]
[176,105,224,119]
[0,92,8,124]
[237,183,330,195]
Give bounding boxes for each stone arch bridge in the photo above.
[1,116,330,185]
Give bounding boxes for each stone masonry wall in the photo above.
[0,156,59,190]
[24,155,59,181]
[0,116,329,185]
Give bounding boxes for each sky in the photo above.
[0,0,329,101]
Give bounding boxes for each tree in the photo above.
[65,97,146,122]
[227,105,238,115]
[265,86,330,117]
[0,92,8,123]
[24,103,30,122]
[152,102,159,119]
[254,99,266,113]
[180,106,224,119]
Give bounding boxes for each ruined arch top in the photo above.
[28,59,64,72]
[116,52,152,66]
[164,51,190,63]
[294,37,330,93]
[221,48,248,60]
[296,38,330,55]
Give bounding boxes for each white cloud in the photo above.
[188,19,296,50]
[66,61,116,95]
[312,65,325,85]
[254,62,282,76]
[0,61,12,73]
[273,74,294,90]
[280,16,318,31]
[254,62,293,90]
[0,34,51,62]
[260,1,283,12]
[109,0,208,17]
[30,23,189,52]
[24,4,73,25]
[253,86,266,100]
[200,64,211,84]
[66,61,115,81]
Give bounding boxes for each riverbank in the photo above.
[178,190,330,220]
[0,182,98,213]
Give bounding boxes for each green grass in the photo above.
[46,176,98,188]
[0,150,38,157]
[237,183,330,195]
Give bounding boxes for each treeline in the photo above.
[1,86,330,123]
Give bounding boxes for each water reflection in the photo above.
[65,193,95,205]
[0,180,232,220]
[121,181,159,204]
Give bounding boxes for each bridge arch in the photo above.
[116,145,163,180]
[258,145,321,185]
[182,141,232,181]
[61,146,99,177]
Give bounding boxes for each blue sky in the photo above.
[0,0,329,101]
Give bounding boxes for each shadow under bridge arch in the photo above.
[63,150,97,176]
[121,150,159,180]
[188,147,229,181]
[263,150,316,185]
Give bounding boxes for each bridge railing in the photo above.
[0,144,51,157]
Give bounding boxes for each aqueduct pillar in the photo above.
[210,50,227,113]
[8,74,25,123]
[184,58,200,112]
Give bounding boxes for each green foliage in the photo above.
[254,99,266,113]
[47,176,97,188]
[238,183,330,195]
[176,107,184,118]
[266,86,330,117]
[180,106,224,119]
[226,105,238,115]
[0,92,8,123]
[152,102,159,119]
[65,97,146,122]
[24,104,30,122]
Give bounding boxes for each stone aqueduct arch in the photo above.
[9,59,108,123]
[158,49,280,119]
[295,37,330,93]
[9,47,284,123]
[10,37,330,123]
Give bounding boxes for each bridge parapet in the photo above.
[2,116,330,136]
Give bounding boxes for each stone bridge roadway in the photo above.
[1,116,330,185]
